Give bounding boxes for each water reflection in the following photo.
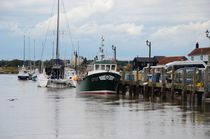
[0,75,210,139]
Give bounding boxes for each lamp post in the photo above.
[112,45,116,61]
[206,30,210,47]
[206,30,210,64]
[146,40,151,71]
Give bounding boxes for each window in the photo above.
[200,55,203,60]
[101,65,105,70]
[106,65,110,71]
[111,65,115,70]
[191,56,194,61]
[95,65,99,70]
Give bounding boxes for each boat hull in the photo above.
[17,75,29,80]
[46,79,76,89]
[77,72,121,95]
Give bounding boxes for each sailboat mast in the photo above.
[23,35,25,66]
[56,0,60,60]
[33,40,36,69]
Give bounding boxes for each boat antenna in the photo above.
[56,0,60,63]
[99,36,105,61]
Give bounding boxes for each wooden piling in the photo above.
[191,68,197,105]
[160,68,166,101]
[171,66,175,100]
[204,66,209,104]
[151,69,155,101]
[181,68,187,104]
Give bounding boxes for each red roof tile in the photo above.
[188,48,210,56]
[158,56,187,65]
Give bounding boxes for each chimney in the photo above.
[196,42,199,49]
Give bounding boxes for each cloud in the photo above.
[76,22,143,36]
[151,20,210,44]
[25,0,114,37]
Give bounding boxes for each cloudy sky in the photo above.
[0,0,210,60]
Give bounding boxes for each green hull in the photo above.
[77,72,121,94]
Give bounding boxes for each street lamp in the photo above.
[206,30,210,47]
[206,30,210,64]
[146,40,151,71]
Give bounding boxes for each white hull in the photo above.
[46,79,76,88]
[37,73,76,88]
[17,66,29,80]
[37,73,48,87]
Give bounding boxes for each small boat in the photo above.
[18,35,29,80]
[17,65,29,80]
[77,37,121,95]
[45,63,77,88]
[31,68,39,81]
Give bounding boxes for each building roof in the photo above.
[133,56,164,62]
[188,47,210,56]
[158,56,187,65]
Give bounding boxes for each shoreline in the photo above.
[0,67,18,74]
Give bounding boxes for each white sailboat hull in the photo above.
[46,79,76,88]
[37,73,48,87]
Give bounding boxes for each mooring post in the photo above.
[160,68,166,100]
[133,85,137,98]
[181,68,187,104]
[129,85,133,97]
[144,85,149,100]
[171,66,175,100]
[203,66,209,104]
[151,68,155,101]
[122,85,126,97]
[192,68,197,105]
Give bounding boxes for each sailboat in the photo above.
[17,35,30,80]
[37,0,76,88]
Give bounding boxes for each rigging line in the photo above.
[61,0,75,51]
[41,0,56,60]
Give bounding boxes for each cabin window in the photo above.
[111,65,115,70]
[106,65,110,71]
[95,65,99,70]
[101,65,105,70]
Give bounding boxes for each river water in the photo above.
[0,74,210,139]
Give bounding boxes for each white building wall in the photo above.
[189,55,208,61]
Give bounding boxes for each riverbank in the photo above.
[0,67,18,74]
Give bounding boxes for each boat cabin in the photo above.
[94,64,117,71]
[93,60,117,71]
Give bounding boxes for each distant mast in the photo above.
[56,0,60,61]
[99,36,105,61]
[23,35,25,66]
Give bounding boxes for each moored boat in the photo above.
[77,37,121,95]
[37,0,77,89]
[17,65,29,80]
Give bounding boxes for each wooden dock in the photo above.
[117,67,210,105]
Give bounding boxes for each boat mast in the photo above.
[33,40,36,69]
[56,0,60,62]
[23,35,25,66]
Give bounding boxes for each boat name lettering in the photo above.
[99,75,114,80]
